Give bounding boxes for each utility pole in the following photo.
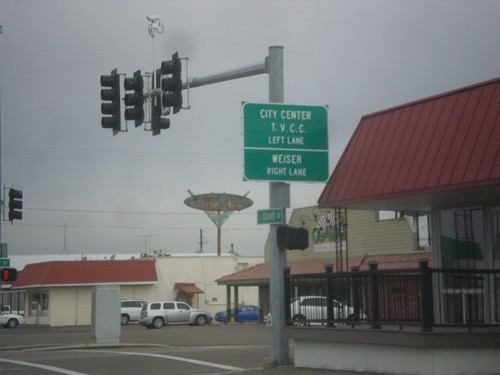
[61,224,69,255]
[197,228,206,253]
[267,46,290,365]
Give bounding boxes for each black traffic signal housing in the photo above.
[160,52,183,114]
[1,268,17,282]
[8,188,23,222]
[124,70,144,127]
[151,69,170,136]
[277,224,309,251]
[100,68,121,135]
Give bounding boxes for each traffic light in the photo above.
[8,188,23,222]
[1,268,17,282]
[277,225,309,250]
[160,52,183,114]
[151,69,170,136]
[124,70,144,127]
[100,68,121,135]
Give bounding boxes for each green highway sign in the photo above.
[257,208,283,225]
[0,258,10,267]
[243,103,329,182]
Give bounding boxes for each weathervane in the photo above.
[146,15,164,93]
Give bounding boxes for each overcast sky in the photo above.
[1,0,499,257]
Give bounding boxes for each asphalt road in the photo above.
[2,322,268,349]
[0,323,375,374]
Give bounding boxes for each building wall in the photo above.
[347,210,415,257]
[20,255,263,326]
[265,207,415,262]
[120,285,156,302]
[153,255,263,315]
[49,287,93,326]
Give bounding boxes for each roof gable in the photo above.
[319,77,500,210]
[13,259,157,288]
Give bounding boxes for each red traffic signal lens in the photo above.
[1,268,17,282]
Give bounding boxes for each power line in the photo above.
[5,222,266,231]
[23,207,256,215]
[1,145,241,166]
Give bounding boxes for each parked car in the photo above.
[0,311,25,328]
[290,296,364,326]
[121,299,148,325]
[214,305,260,323]
[139,301,213,329]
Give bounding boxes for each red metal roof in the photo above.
[319,77,500,210]
[216,258,356,285]
[215,254,425,285]
[12,259,157,288]
[174,283,204,294]
[358,252,432,271]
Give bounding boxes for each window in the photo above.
[440,208,484,269]
[29,292,49,317]
[177,303,190,310]
[377,210,400,221]
[163,303,175,310]
[492,209,500,268]
[150,303,161,310]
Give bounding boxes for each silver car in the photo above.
[121,299,148,325]
[290,296,364,325]
[139,301,212,329]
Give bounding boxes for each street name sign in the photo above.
[257,208,283,225]
[0,258,10,267]
[243,102,329,182]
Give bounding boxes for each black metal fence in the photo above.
[284,261,500,331]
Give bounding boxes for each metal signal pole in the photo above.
[184,45,290,365]
[267,46,290,366]
[114,42,290,365]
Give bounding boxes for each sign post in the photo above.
[267,46,290,366]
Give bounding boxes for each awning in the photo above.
[174,283,204,294]
[318,77,500,211]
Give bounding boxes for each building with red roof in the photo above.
[3,254,264,327]
[288,77,500,374]
[10,259,157,326]
[13,259,158,288]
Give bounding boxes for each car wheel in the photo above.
[196,315,207,326]
[121,314,130,325]
[292,315,306,326]
[152,317,164,329]
[7,319,19,328]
